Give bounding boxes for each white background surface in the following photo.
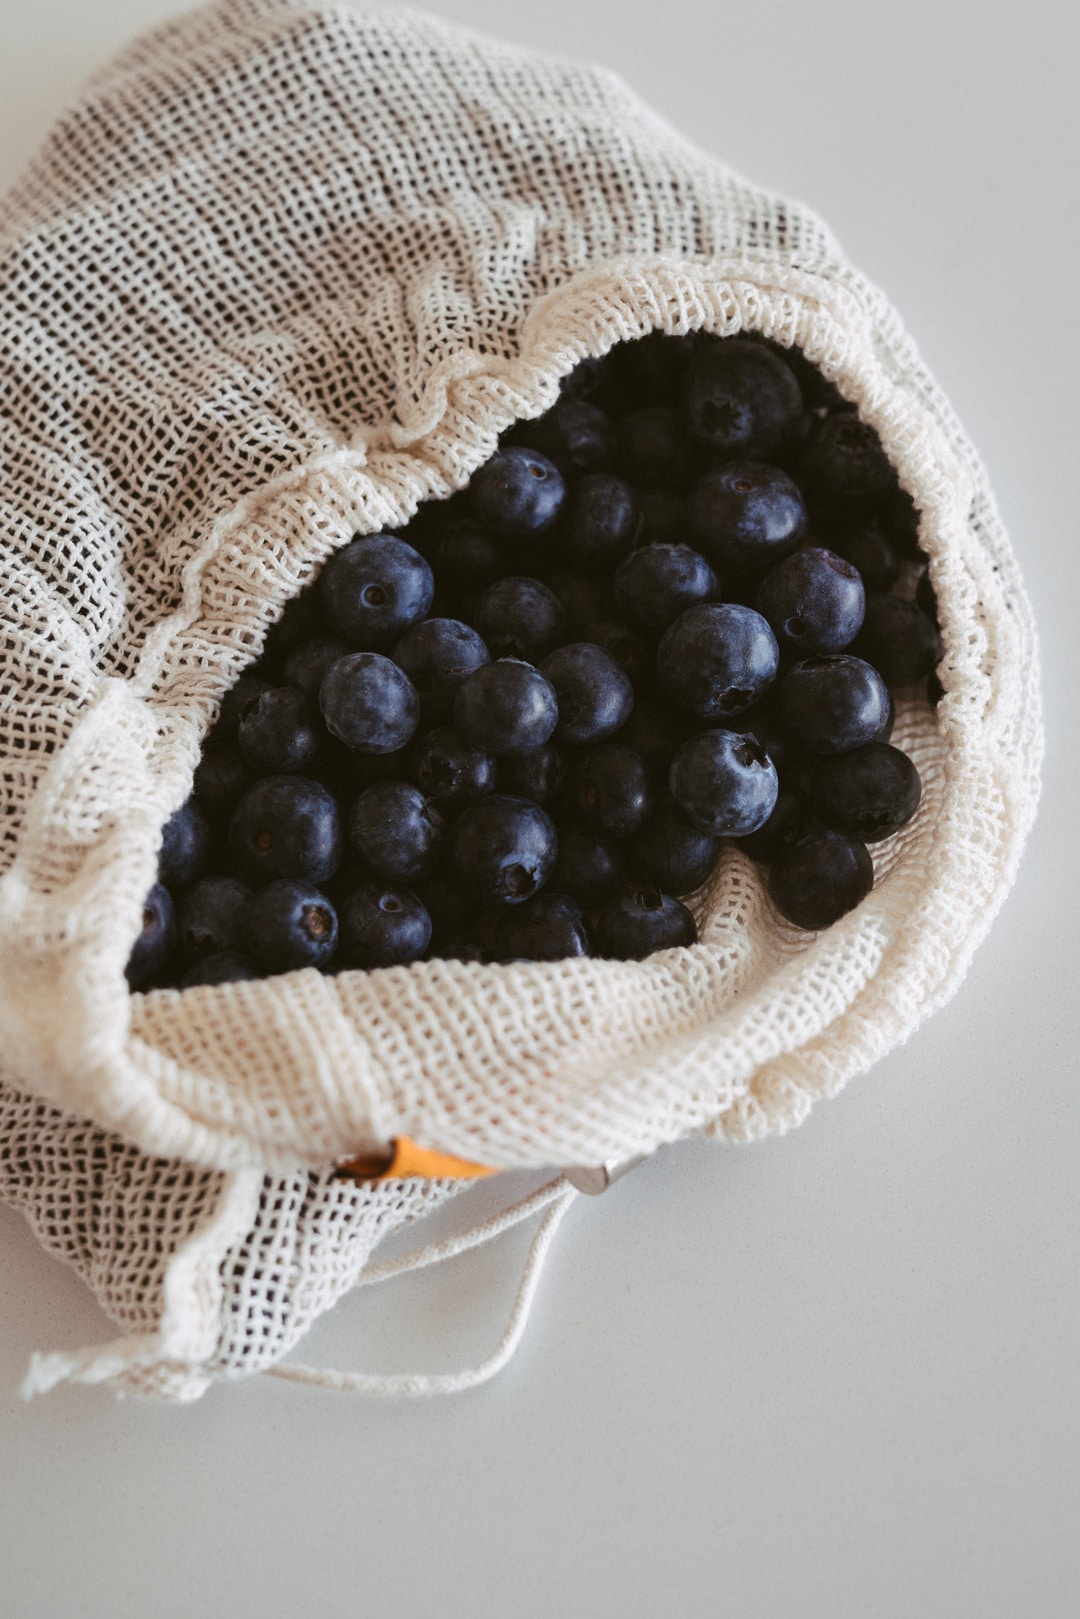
[1,2,1077,1615]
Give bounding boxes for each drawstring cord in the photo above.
[265,1175,579,1397]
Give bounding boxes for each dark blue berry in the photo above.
[337,884,432,969]
[796,415,897,521]
[413,725,497,809]
[283,635,351,697]
[613,543,718,632]
[497,742,564,806]
[453,660,559,755]
[215,674,273,741]
[445,795,558,906]
[549,826,624,908]
[434,518,509,587]
[229,775,342,883]
[808,742,922,843]
[629,793,719,894]
[391,617,490,720]
[657,603,779,721]
[319,533,434,648]
[240,880,339,973]
[319,652,421,754]
[756,546,865,655]
[125,882,178,989]
[768,830,874,930]
[827,522,900,594]
[680,339,802,460]
[637,491,689,547]
[850,595,942,687]
[510,397,613,477]
[616,407,704,492]
[470,447,566,538]
[739,781,813,863]
[347,781,446,883]
[566,745,654,839]
[578,618,651,690]
[473,576,566,662]
[562,472,641,572]
[778,655,891,755]
[158,798,213,890]
[192,744,251,824]
[540,643,634,746]
[176,875,252,961]
[669,729,779,837]
[492,893,592,963]
[595,888,697,959]
[236,686,321,775]
[179,950,260,987]
[688,462,807,576]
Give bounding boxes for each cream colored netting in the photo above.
[0,0,1040,1397]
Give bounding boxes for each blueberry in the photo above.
[628,792,719,894]
[808,742,922,842]
[319,652,421,754]
[236,685,321,775]
[850,595,942,687]
[595,888,697,959]
[565,745,654,839]
[549,825,624,908]
[433,518,509,587]
[453,659,559,755]
[778,655,891,755]
[509,396,613,477]
[179,950,260,987]
[876,487,922,557]
[656,603,779,721]
[192,744,252,825]
[578,618,652,690]
[337,884,432,969]
[562,472,642,572]
[616,694,695,768]
[687,462,807,576]
[669,729,779,837]
[541,569,613,635]
[498,741,565,806]
[739,781,814,863]
[768,830,874,930]
[176,875,252,962]
[347,780,446,882]
[470,447,566,538]
[282,635,351,698]
[492,893,592,962]
[615,407,704,492]
[319,533,434,648]
[637,490,689,547]
[540,643,634,746]
[259,590,323,668]
[125,882,178,989]
[755,546,865,655]
[229,775,342,883]
[240,879,339,973]
[445,795,558,906]
[413,725,497,809]
[158,797,213,890]
[613,544,719,632]
[680,339,802,459]
[827,522,900,594]
[391,616,490,719]
[473,576,566,662]
[796,414,897,521]
[215,674,274,742]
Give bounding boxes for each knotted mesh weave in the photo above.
[0,0,1040,1396]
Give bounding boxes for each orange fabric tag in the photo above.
[336,1137,497,1183]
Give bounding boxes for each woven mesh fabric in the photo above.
[0,0,1041,1394]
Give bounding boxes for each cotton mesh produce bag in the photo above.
[0,0,1041,1400]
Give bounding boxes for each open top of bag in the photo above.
[0,0,1041,1176]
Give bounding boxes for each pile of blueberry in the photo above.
[125,331,943,991]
